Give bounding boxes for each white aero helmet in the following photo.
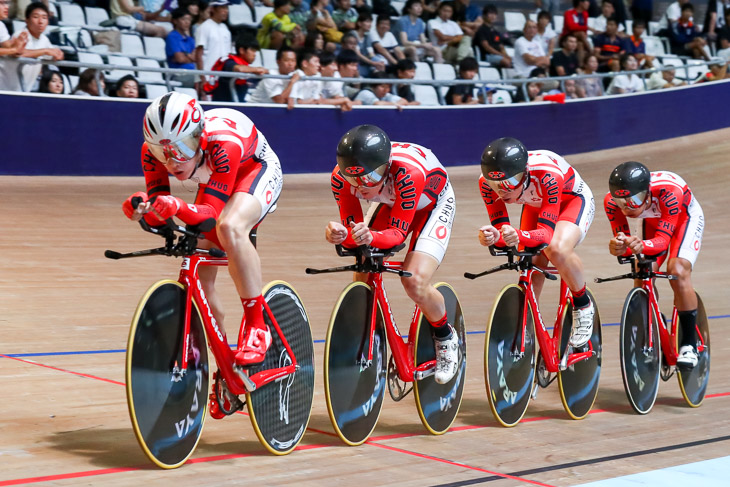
[143,92,205,165]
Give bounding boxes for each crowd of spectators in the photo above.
[1,0,729,104]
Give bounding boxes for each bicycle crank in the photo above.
[387,355,412,401]
[214,372,245,415]
[536,354,555,389]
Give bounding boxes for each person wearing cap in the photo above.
[325,125,461,385]
[477,138,596,348]
[195,0,232,93]
[604,162,705,368]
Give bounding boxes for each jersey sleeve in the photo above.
[141,142,172,226]
[368,165,424,249]
[642,186,682,255]
[603,192,631,236]
[517,170,563,247]
[331,167,364,248]
[479,176,510,228]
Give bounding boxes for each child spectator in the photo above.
[115,74,140,98]
[593,17,625,71]
[208,35,269,102]
[428,2,472,64]
[354,71,411,105]
[445,56,479,105]
[319,51,359,110]
[37,70,63,94]
[534,10,557,57]
[74,68,106,97]
[576,54,603,97]
[371,15,405,66]
[551,33,580,76]
[195,0,232,91]
[397,0,443,62]
[607,53,644,94]
[331,0,357,33]
[393,58,417,102]
[646,66,686,89]
[669,3,710,60]
[289,49,323,106]
[248,45,300,103]
[473,5,511,68]
[257,0,304,50]
[624,19,655,68]
[513,20,550,77]
[0,2,62,92]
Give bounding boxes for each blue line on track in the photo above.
[4,314,728,359]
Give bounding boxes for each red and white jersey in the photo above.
[604,171,694,255]
[479,150,588,246]
[141,108,277,226]
[332,141,449,249]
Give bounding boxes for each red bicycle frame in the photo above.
[641,274,706,367]
[362,260,436,383]
[176,254,298,396]
[517,267,595,373]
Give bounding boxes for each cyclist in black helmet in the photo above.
[325,124,460,384]
[605,161,705,368]
[477,137,597,348]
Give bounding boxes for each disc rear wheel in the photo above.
[678,293,711,407]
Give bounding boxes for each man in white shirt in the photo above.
[0,2,63,92]
[195,0,232,90]
[428,2,472,64]
[289,50,323,106]
[594,0,626,34]
[513,20,550,77]
[248,45,300,104]
[658,0,690,31]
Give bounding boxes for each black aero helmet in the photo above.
[336,124,392,187]
[609,161,651,209]
[481,137,529,191]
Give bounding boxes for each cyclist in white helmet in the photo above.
[122,92,283,419]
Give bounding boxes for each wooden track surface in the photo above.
[1,129,728,486]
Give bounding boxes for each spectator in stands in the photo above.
[354,71,412,105]
[166,8,196,86]
[563,78,580,98]
[398,0,443,62]
[74,68,106,96]
[625,19,655,68]
[307,0,341,45]
[670,4,710,59]
[0,0,27,60]
[428,1,473,64]
[473,4,511,68]
[515,80,546,102]
[576,54,603,97]
[715,8,730,50]
[535,0,560,26]
[115,74,140,97]
[421,0,439,21]
[594,0,625,34]
[332,0,357,33]
[371,15,405,66]
[0,2,61,92]
[348,15,386,75]
[562,0,596,62]
[452,0,482,38]
[319,50,359,109]
[37,69,63,94]
[445,56,479,105]
[535,10,557,57]
[631,0,653,28]
[248,45,300,103]
[195,0,232,94]
[551,33,580,76]
[289,0,311,30]
[607,53,644,93]
[593,17,625,71]
[258,0,305,50]
[304,29,325,52]
[393,58,418,102]
[647,66,686,89]
[513,20,550,77]
[208,35,269,102]
[697,57,729,80]
[288,49,323,106]
[703,0,730,45]
[657,0,690,33]
[718,36,730,60]
[336,48,362,98]
[110,0,168,37]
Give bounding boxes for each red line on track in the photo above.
[0,467,140,487]
[366,442,556,487]
[0,354,125,386]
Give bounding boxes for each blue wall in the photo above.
[1,80,729,176]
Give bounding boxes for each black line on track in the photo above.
[429,434,730,486]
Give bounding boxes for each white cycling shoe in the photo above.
[569,302,595,348]
[676,345,699,369]
[434,325,460,384]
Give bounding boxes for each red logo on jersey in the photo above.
[488,171,505,179]
[694,240,700,250]
[266,191,272,204]
[435,225,447,239]
[614,189,631,197]
[345,166,365,175]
